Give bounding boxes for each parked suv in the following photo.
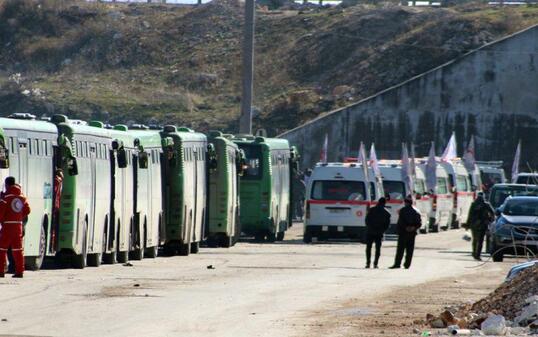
[489,196,538,262]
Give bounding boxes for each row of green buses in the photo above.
[0,114,299,269]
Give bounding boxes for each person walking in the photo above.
[292,170,306,221]
[0,177,31,278]
[467,192,495,261]
[365,197,391,268]
[390,196,421,269]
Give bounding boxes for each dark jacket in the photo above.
[467,199,495,232]
[396,205,421,236]
[365,204,391,236]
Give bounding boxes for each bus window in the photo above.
[312,180,366,201]
[241,145,262,180]
[0,141,9,169]
[28,139,33,155]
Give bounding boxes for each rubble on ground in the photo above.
[419,265,538,336]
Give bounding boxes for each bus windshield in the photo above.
[241,144,262,180]
[383,181,405,200]
[311,180,366,201]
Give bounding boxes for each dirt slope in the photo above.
[0,0,537,134]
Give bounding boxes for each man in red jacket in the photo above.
[0,177,31,278]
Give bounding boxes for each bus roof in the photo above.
[129,130,162,148]
[0,117,57,134]
[161,125,206,142]
[233,136,290,150]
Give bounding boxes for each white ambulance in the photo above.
[439,159,475,228]
[304,162,384,242]
[418,161,452,232]
[378,161,431,234]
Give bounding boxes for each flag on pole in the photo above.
[320,134,328,164]
[369,143,381,178]
[512,140,521,183]
[425,142,437,193]
[401,143,413,197]
[410,142,417,177]
[441,132,457,162]
[463,136,476,172]
[358,142,370,200]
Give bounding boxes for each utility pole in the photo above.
[239,0,255,135]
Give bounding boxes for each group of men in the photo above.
[364,191,495,268]
[364,196,422,269]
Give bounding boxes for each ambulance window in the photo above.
[370,182,376,200]
[456,175,468,191]
[311,180,366,201]
[414,179,426,194]
[382,181,405,200]
[436,177,448,194]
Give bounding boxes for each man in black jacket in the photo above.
[365,197,391,268]
[390,197,422,269]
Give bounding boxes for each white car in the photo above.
[304,162,384,242]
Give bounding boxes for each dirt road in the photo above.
[0,224,513,337]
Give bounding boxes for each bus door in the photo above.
[192,146,199,242]
[89,143,97,251]
[17,138,29,193]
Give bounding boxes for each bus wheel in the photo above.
[26,224,46,271]
[221,235,233,248]
[303,231,312,244]
[163,243,176,256]
[178,243,190,256]
[145,246,158,258]
[117,251,129,263]
[266,233,276,243]
[87,253,102,267]
[254,234,265,242]
[103,252,116,264]
[276,232,285,241]
[207,236,219,248]
[190,242,200,254]
[130,247,144,261]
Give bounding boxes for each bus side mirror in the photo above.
[67,157,78,176]
[0,148,9,169]
[138,151,148,169]
[117,148,127,168]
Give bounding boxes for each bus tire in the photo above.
[26,224,47,271]
[303,231,312,244]
[267,233,276,243]
[191,242,200,254]
[117,251,129,263]
[276,231,285,241]
[207,236,218,248]
[163,243,176,256]
[103,252,116,264]
[72,222,88,269]
[87,253,102,267]
[145,246,158,258]
[130,248,144,261]
[178,243,190,256]
[254,234,265,242]
[223,235,233,248]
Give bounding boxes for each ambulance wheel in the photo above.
[178,243,190,256]
[103,252,116,264]
[26,225,46,271]
[266,233,277,243]
[145,246,158,258]
[117,251,129,263]
[87,253,102,267]
[419,226,428,234]
[276,231,285,241]
[130,248,144,261]
[190,242,200,254]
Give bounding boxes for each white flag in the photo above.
[320,134,328,164]
[369,143,381,178]
[401,143,413,197]
[441,132,457,162]
[358,142,370,200]
[463,136,476,172]
[511,140,521,183]
[425,142,437,193]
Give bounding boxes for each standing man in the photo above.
[467,192,494,261]
[390,196,421,269]
[0,177,31,278]
[292,171,306,221]
[365,197,391,268]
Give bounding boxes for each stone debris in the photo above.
[421,264,538,336]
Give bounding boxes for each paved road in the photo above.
[0,224,512,337]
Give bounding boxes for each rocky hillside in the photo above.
[1,0,538,134]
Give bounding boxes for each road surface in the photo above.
[0,224,512,337]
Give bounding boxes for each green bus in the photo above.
[52,115,117,268]
[160,125,207,256]
[206,131,243,248]
[108,125,136,264]
[233,136,298,242]
[129,128,164,259]
[0,115,57,270]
